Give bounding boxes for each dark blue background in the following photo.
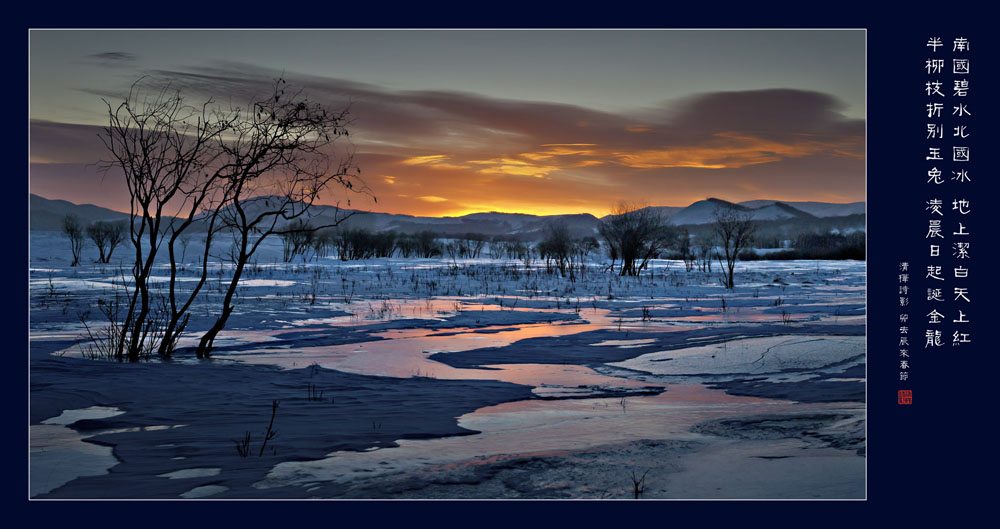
[9,2,997,522]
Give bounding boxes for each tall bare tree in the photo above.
[195,79,364,357]
[99,79,230,360]
[598,202,674,276]
[712,206,756,289]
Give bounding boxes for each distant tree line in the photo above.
[738,232,865,261]
[680,214,865,250]
[278,226,446,262]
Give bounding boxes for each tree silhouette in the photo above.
[599,202,673,276]
[195,78,366,357]
[62,214,85,267]
[712,206,756,289]
[86,220,127,263]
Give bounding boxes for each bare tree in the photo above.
[62,214,85,266]
[712,206,756,289]
[598,202,674,276]
[537,221,573,276]
[99,79,231,360]
[86,220,127,263]
[195,79,365,357]
[96,76,364,360]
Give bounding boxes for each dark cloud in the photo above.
[88,51,137,63]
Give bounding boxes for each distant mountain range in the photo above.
[29,194,865,240]
[29,194,131,231]
[737,199,866,218]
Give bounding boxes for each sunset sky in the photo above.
[29,29,865,217]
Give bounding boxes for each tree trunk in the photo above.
[196,250,247,358]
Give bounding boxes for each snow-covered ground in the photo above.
[29,231,866,499]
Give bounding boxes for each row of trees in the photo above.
[537,223,600,278]
[268,202,758,289]
[279,227,445,262]
[596,201,756,289]
[87,77,364,361]
[739,231,865,261]
[62,215,128,266]
[284,223,598,276]
[598,202,756,289]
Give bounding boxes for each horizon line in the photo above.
[29,192,866,219]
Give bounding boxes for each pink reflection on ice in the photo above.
[214,307,702,392]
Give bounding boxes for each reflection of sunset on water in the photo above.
[261,383,861,493]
